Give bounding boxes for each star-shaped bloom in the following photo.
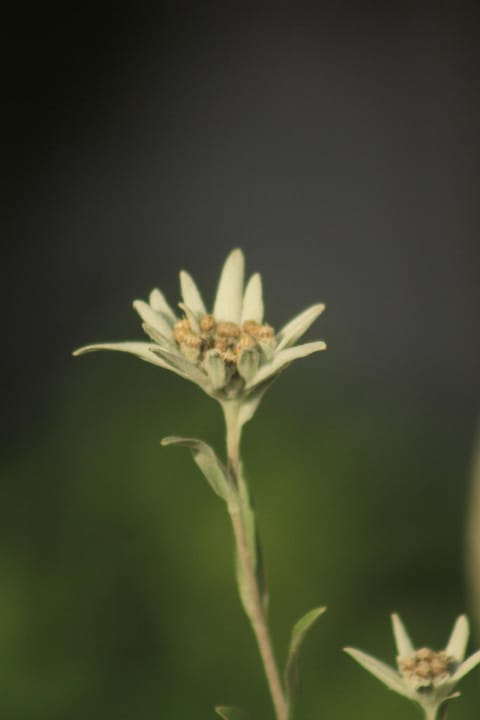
[74,249,326,420]
[345,614,480,718]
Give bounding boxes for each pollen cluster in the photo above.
[173,314,275,365]
[398,648,454,687]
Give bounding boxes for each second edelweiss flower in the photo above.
[74,249,326,412]
[345,614,480,718]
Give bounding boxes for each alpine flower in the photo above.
[73,249,326,422]
[344,613,480,719]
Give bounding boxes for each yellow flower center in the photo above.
[173,315,276,365]
[398,648,454,687]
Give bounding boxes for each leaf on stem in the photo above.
[238,378,276,428]
[215,706,250,720]
[161,436,234,504]
[285,607,326,702]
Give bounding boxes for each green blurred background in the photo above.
[2,353,479,719]
[5,3,480,719]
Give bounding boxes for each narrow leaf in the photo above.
[180,270,207,317]
[391,613,415,657]
[446,615,470,662]
[246,341,326,389]
[344,647,414,699]
[215,706,250,720]
[133,299,173,340]
[238,379,276,428]
[442,692,461,703]
[452,649,480,682]
[149,345,209,388]
[285,607,326,699]
[276,303,325,351]
[238,390,266,428]
[161,436,234,504]
[213,248,245,323]
[149,288,177,324]
[142,323,173,348]
[241,273,264,324]
[73,342,185,375]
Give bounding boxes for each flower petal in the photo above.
[446,615,470,662]
[213,248,245,323]
[203,349,226,391]
[73,341,181,372]
[344,648,414,699]
[241,273,264,324]
[142,323,177,350]
[246,341,326,389]
[391,614,415,657]
[180,270,207,317]
[149,288,177,324]
[276,303,326,351]
[237,348,260,383]
[452,650,480,682]
[133,300,173,340]
[178,302,200,333]
[258,340,275,361]
[150,345,209,388]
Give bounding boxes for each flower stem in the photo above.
[223,402,288,720]
[424,705,448,720]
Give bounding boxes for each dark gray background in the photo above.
[5,2,480,443]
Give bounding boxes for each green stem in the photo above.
[223,401,288,720]
[424,704,447,720]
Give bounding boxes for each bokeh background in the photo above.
[5,4,480,719]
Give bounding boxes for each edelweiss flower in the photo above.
[74,249,326,418]
[345,614,480,719]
